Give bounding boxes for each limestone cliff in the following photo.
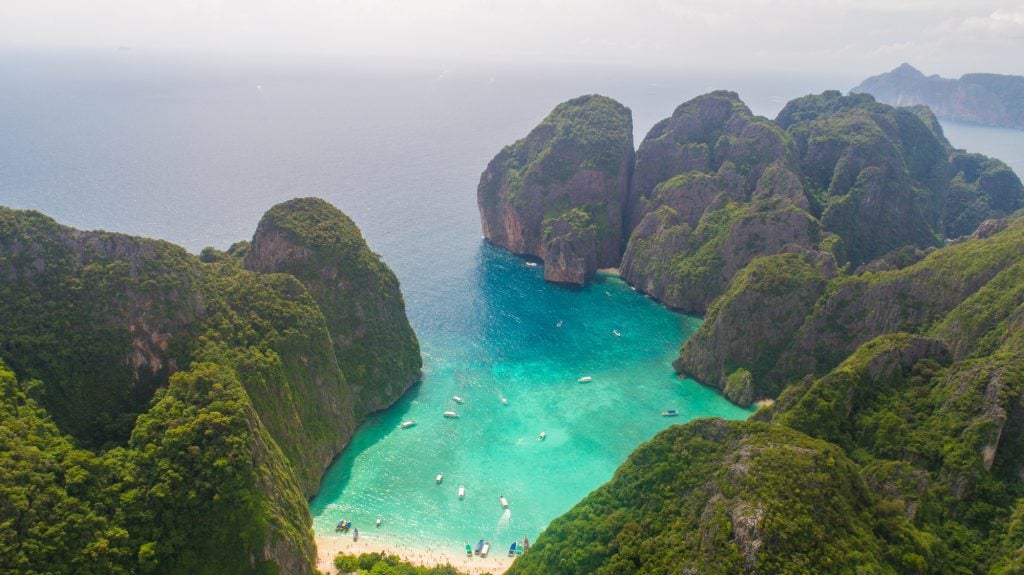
[477,94,634,284]
[244,197,422,415]
[853,63,1024,130]
[0,199,424,575]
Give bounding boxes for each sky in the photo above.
[1,0,1023,77]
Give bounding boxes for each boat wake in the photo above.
[498,508,511,528]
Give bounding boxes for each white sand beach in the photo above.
[316,534,514,575]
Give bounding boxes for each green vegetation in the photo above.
[333,552,475,575]
[0,199,422,574]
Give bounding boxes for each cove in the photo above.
[310,243,752,550]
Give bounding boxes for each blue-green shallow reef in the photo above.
[310,244,751,549]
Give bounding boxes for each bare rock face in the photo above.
[477,95,634,284]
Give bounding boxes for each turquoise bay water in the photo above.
[310,246,751,549]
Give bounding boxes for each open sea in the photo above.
[2,50,1022,554]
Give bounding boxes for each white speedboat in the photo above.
[500,495,509,509]
[444,411,459,418]
[577,376,592,383]
[525,262,538,267]
[399,420,416,429]
[452,395,464,404]
[501,396,508,405]
[538,431,546,441]
[436,473,443,484]
[458,485,465,499]
[612,329,621,337]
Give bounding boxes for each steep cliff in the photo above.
[680,216,1024,403]
[620,92,819,313]
[477,94,634,284]
[0,199,423,574]
[244,197,421,415]
[853,63,1024,130]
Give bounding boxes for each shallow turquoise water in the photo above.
[309,245,752,550]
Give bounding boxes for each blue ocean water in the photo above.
[2,51,1022,554]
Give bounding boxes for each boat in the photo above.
[480,542,491,557]
[353,528,359,542]
[525,261,538,267]
[436,473,443,484]
[508,542,517,556]
[538,431,546,441]
[335,520,346,532]
[612,329,621,337]
[376,517,382,527]
[556,320,563,328]
[517,545,523,555]
[465,543,473,557]
[474,539,484,555]
[458,485,465,499]
[523,536,530,553]
[399,420,416,429]
[500,495,509,509]
[577,376,592,383]
[443,411,459,418]
[452,395,464,404]
[662,409,680,417]
[501,396,508,405]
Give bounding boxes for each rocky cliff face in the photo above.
[853,63,1024,130]
[477,95,634,284]
[244,197,422,415]
[0,199,424,575]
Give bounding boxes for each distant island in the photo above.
[853,63,1024,130]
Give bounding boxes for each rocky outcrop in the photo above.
[245,197,422,415]
[477,95,634,284]
[853,63,1024,130]
[676,251,835,403]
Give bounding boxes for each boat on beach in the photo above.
[458,485,465,499]
[353,528,359,542]
[452,395,464,404]
[662,409,680,417]
[577,376,592,383]
[443,411,459,418]
[508,542,517,556]
[465,543,473,557]
[474,539,484,555]
[399,420,416,429]
[500,495,509,509]
[481,542,491,557]
[523,536,530,553]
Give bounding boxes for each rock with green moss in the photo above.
[243,197,421,415]
[676,252,834,402]
[508,419,918,575]
[0,199,423,574]
[477,94,634,284]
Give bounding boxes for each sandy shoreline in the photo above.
[596,267,621,276]
[316,534,513,574]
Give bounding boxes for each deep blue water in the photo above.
[2,50,1022,555]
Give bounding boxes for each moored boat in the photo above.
[452,395,464,404]
[481,542,491,557]
[508,542,517,556]
[577,376,592,383]
[400,420,416,429]
[458,485,465,499]
[501,396,508,405]
[474,539,484,555]
[538,431,546,441]
[465,543,473,557]
[662,409,680,417]
[443,411,459,418]
[376,517,382,527]
[436,473,443,484]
